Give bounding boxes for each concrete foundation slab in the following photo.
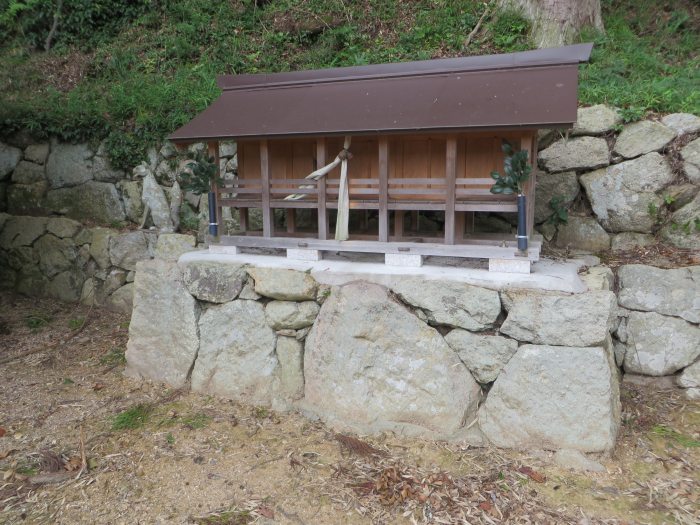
[287,248,323,261]
[385,253,423,267]
[489,258,531,274]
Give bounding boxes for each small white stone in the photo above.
[287,248,322,261]
[385,253,423,267]
[488,258,530,274]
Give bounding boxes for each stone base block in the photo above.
[287,248,323,261]
[209,244,239,254]
[385,253,423,267]
[489,258,530,274]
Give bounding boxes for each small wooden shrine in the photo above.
[170,44,592,272]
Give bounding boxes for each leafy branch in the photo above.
[489,141,531,195]
[177,150,221,195]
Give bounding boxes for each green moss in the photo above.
[112,403,152,430]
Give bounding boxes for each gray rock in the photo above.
[677,360,700,389]
[571,105,621,136]
[92,153,124,183]
[154,233,196,261]
[142,172,174,231]
[0,215,47,248]
[11,161,45,184]
[35,234,78,278]
[618,264,700,324]
[622,373,677,390]
[444,330,518,383]
[5,245,38,269]
[0,183,6,212]
[681,137,700,184]
[660,193,700,250]
[46,269,84,302]
[192,300,277,405]
[109,231,155,270]
[44,181,126,224]
[46,142,93,188]
[554,216,610,252]
[239,278,261,300]
[303,281,481,436]
[103,268,127,296]
[579,266,614,291]
[0,142,22,180]
[580,153,674,233]
[7,182,47,215]
[24,144,49,165]
[247,267,318,301]
[480,344,620,452]
[272,336,305,410]
[125,259,200,387]
[539,137,609,173]
[80,277,97,305]
[219,141,237,158]
[181,261,247,303]
[117,180,144,223]
[614,120,675,159]
[660,113,700,135]
[684,388,700,400]
[265,301,320,330]
[500,290,617,347]
[534,171,579,224]
[47,217,82,238]
[155,159,177,186]
[88,227,112,268]
[611,232,655,251]
[159,142,177,159]
[554,449,605,472]
[105,283,134,314]
[0,212,9,231]
[15,266,48,296]
[622,311,700,376]
[664,184,698,211]
[392,278,501,331]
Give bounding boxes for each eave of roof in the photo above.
[169,44,592,143]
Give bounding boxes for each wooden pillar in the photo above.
[394,211,405,239]
[521,133,536,237]
[259,139,273,237]
[207,141,221,236]
[444,136,457,244]
[378,137,389,242]
[316,139,328,239]
[455,212,465,242]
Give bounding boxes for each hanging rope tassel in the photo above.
[284,136,352,241]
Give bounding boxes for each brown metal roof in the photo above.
[169,44,592,143]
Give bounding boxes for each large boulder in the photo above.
[392,278,501,331]
[0,215,47,248]
[480,344,620,452]
[181,261,247,303]
[618,265,700,324]
[500,290,617,347]
[661,113,700,135]
[614,120,675,159]
[45,269,84,302]
[46,142,94,188]
[272,336,305,410]
[611,232,655,252]
[534,171,579,224]
[538,136,609,173]
[34,234,78,278]
[660,193,700,250]
[571,105,621,136]
[621,310,700,376]
[265,300,320,330]
[681,137,700,184]
[0,142,22,180]
[554,216,611,252]
[109,231,156,271]
[247,267,318,301]
[444,329,518,383]
[154,233,196,261]
[105,283,134,314]
[677,360,700,389]
[7,182,47,215]
[44,181,126,224]
[303,281,481,436]
[11,161,45,184]
[23,144,49,165]
[88,227,112,268]
[47,217,82,238]
[580,152,674,233]
[191,300,277,405]
[125,259,200,387]
[142,171,174,231]
[117,180,144,223]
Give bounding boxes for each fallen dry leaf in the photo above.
[257,506,275,519]
[0,449,17,459]
[0,427,6,437]
[478,501,493,511]
[518,466,546,483]
[92,382,104,391]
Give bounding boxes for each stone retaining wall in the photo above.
[125,258,628,452]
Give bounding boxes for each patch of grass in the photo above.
[100,346,126,366]
[62,377,74,385]
[192,508,253,525]
[180,412,212,430]
[25,313,51,332]
[68,317,84,330]
[651,424,700,448]
[112,403,152,430]
[166,432,175,445]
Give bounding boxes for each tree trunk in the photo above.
[498,0,604,48]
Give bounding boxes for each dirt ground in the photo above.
[0,293,698,525]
